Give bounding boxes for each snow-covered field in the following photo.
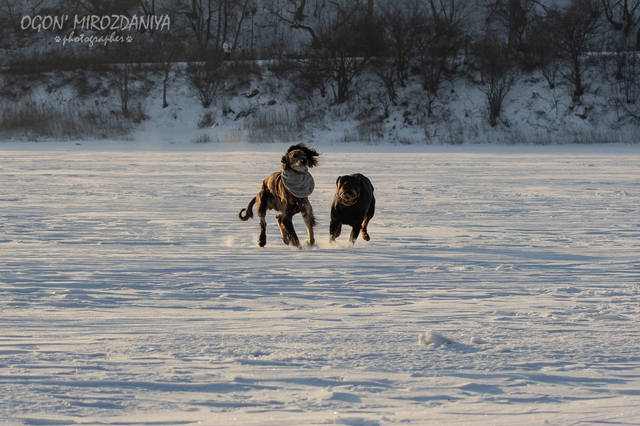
[1,144,639,425]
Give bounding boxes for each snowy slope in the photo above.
[135,63,640,146]
[1,145,639,425]
[3,55,639,146]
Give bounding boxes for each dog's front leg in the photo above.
[301,201,316,246]
[276,213,290,245]
[329,219,342,242]
[349,222,362,244]
[282,215,300,248]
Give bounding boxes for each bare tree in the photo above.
[617,51,640,100]
[120,64,130,116]
[180,0,257,59]
[474,34,514,126]
[602,0,640,48]
[417,0,466,117]
[523,12,562,88]
[550,0,601,103]
[373,58,398,106]
[293,2,377,104]
[1,0,45,30]
[161,58,172,108]
[152,30,182,108]
[380,1,422,87]
[230,0,253,51]
[601,0,640,79]
[62,0,140,15]
[265,0,321,46]
[111,62,131,117]
[298,54,328,98]
[486,71,513,127]
[614,53,640,120]
[484,0,536,51]
[138,0,156,14]
[309,22,370,104]
[181,0,217,59]
[187,55,226,108]
[0,0,47,47]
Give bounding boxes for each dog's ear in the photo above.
[336,176,342,187]
[303,146,320,168]
[285,144,303,154]
[281,153,290,169]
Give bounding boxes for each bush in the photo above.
[198,111,216,128]
[486,74,514,127]
[613,53,640,121]
[473,36,514,127]
[187,58,227,108]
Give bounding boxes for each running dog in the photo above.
[238,144,319,247]
[330,173,375,244]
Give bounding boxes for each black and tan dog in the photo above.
[239,144,320,247]
[330,173,375,244]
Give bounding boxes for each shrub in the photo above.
[198,111,216,128]
[474,36,514,127]
[187,57,226,108]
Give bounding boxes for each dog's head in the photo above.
[336,175,360,206]
[281,144,319,173]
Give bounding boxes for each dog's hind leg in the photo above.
[257,191,268,247]
[361,198,375,241]
[301,202,316,246]
[258,216,267,247]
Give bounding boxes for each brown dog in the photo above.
[239,144,319,247]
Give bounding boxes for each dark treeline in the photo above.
[1,0,639,126]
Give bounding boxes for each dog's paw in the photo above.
[306,239,316,247]
[362,232,370,241]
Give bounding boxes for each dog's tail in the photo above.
[238,197,256,221]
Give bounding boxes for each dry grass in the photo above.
[0,99,133,140]
[244,106,302,143]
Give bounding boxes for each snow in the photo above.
[4,54,638,147]
[418,331,460,347]
[1,144,640,425]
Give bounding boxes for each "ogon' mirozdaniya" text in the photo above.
[21,14,171,32]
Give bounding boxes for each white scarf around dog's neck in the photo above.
[281,168,315,199]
